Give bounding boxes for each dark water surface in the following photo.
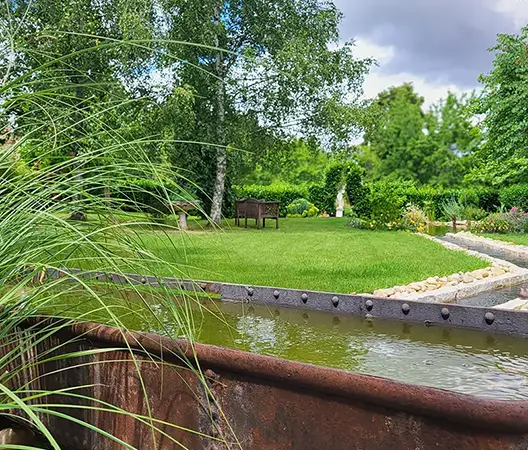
[43,286,528,400]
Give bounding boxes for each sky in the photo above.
[335,0,528,107]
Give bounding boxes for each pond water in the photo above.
[42,286,528,400]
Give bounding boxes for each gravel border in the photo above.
[370,234,528,304]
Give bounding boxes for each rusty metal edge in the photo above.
[20,317,526,434]
[43,268,528,337]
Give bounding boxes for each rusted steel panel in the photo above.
[41,268,528,336]
[2,319,528,449]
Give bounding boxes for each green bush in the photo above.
[472,213,517,233]
[233,183,309,217]
[302,205,320,217]
[348,217,367,229]
[306,183,327,212]
[321,162,347,215]
[287,198,313,215]
[500,185,528,211]
[345,164,371,218]
[368,181,407,228]
[464,205,487,221]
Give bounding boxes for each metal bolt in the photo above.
[365,299,374,311]
[140,277,146,284]
[273,290,280,299]
[332,296,339,307]
[441,307,450,320]
[401,303,410,315]
[485,312,495,325]
[301,293,308,303]
[247,287,254,296]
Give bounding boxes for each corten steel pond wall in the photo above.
[47,269,528,336]
[4,318,528,450]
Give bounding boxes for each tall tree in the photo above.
[471,25,528,185]
[162,0,372,222]
[362,83,477,187]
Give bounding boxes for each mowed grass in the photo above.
[482,233,528,246]
[121,218,487,294]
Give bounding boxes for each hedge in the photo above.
[500,184,528,211]
[233,181,503,220]
[233,183,309,217]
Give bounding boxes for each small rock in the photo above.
[439,277,448,283]
[426,277,437,284]
[462,274,474,284]
[448,274,461,282]
[490,267,506,277]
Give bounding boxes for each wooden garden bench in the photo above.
[235,199,279,229]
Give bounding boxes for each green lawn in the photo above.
[112,218,487,294]
[482,233,528,246]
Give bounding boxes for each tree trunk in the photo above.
[210,5,226,224]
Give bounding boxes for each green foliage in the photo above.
[287,198,313,216]
[473,214,517,233]
[239,139,331,185]
[464,205,487,221]
[500,185,528,211]
[471,26,528,185]
[233,183,308,217]
[306,183,327,213]
[303,205,320,217]
[441,198,465,221]
[361,84,478,187]
[348,217,366,229]
[367,181,407,228]
[400,204,428,232]
[322,162,347,215]
[472,211,528,234]
[113,178,196,217]
[345,163,370,217]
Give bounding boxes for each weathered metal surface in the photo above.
[43,268,528,336]
[3,318,528,449]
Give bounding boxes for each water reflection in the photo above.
[42,287,528,400]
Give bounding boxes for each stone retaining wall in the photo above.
[446,232,528,260]
[370,234,528,304]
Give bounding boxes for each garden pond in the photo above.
[38,286,528,401]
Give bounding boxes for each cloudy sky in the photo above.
[335,0,528,107]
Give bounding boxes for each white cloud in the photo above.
[340,0,527,107]
[353,39,471,108]
[494,0,528,27]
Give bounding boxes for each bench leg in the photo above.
[263,218,266,228]
[276,217,279,229]
[245,216,248,228]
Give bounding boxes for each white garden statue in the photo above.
[336,184,345,218]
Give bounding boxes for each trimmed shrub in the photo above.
[345,164,371,218]
[306,183,327,213]
[233,183,308,217]
[322,162,347,215]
